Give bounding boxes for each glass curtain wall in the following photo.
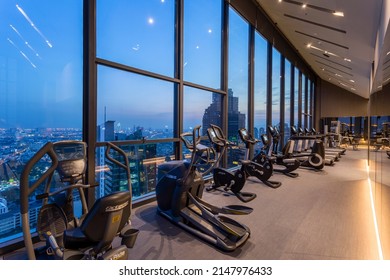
[228,7,249,166]
[254,33,267,144]
[294,68,300,130]
[302,74,307,130]
[0,0,314,248]
[183,0,223,164]
[96,0,176,200]
[0,0,83,244]
[308,79,313,129]
[272,48,281,131]
[284,60,291,144]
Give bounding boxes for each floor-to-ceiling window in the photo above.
[284,60,291,144]
[183,0,223,168]
[227,7,249,166]
[0,0,83,244]
[96,0,176,200]
[294,68,300,130]
[302,74,307,129]
[272,48,281,133]
[254,32,267,144]
[308,79,313,129]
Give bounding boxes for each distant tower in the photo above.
[202,92,222,135]
[227,89,245,141]
[202,89,245,140]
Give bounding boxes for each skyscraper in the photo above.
[202,93,222,135]
[202,89,245,140]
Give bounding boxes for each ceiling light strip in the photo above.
[295,30,349,50]
[282,0,344,16]
[284,14,347,34]
[323,73,355,87]
[315,60,353,76]
[310,53,352,70]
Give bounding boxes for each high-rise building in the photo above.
[202,89,245,140]
[96,120,128,196]
[202,93,222,135]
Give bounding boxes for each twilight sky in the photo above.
[0,0,278,131]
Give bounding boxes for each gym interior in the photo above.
[0,0,390,261]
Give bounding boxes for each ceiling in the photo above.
[255,0,384,99]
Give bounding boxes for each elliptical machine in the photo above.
[207,124,281,193]
[19,141,137,260]
[239,127,300,178]
[156,125,252,252]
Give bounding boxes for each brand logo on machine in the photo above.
[109,250,126,260]
[105,201,129,212]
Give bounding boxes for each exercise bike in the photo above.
[238,128,300,178]
[207,124,281,195]
[156,125,252,252]
[19,141,137,260]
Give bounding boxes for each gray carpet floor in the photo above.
[124,147,380,260]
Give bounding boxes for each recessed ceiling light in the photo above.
[307,43,312,48]
[387,51,390,56]
[339,82,348,87]
[333,11,344,17]
[302,4,307,8]
[278,0,282,2]
[349,79,355,83]
[344,58,351,62]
